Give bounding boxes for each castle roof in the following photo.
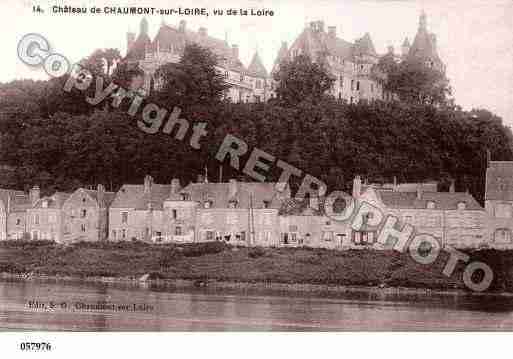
[353,33,377,56]
[485,161,513,201]
[247,52,268,78]
[271,41,289,74]
[126,32,151,60]
[82,189,116,207]
[407,12,441,64]
[150,23,249,74]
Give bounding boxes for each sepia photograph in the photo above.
[0,0,513,356]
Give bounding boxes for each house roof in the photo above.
[110,183,173,210]
[485,161,513,201]
[376,190,482,210]
[0,188,31,212]
[177,182,285,209]
[82,189,116,207]
[34,192,71,209]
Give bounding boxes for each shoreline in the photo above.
[2,271,512,298]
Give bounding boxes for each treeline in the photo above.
[0,45,511,203]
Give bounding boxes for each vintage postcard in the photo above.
[0,0,513,356]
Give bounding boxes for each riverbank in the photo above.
[1,240,512,294]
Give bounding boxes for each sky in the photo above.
[1,0,512,126]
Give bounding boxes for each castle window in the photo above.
[371,84,374,92]
[224,71,229,79]
[81,209,87,218]
[228,199,238,208]
[81,224,86,232]
[16,218,21,225]
[175,226,182,236]
[122,229,126,239]
[338,92,342,99]
[339,75,343,87]
[240,74,244,82]
[180,193,190,201]
[121,212,128,224]
[35,214,39,225]
[351,80,354,91]
[206,231,214,241]
[263,200,270,208]
[427,201,436,209]
[204,200,212,209]
[172,209,177,219]
[356,81,360,91]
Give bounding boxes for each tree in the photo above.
[273,54,334,107]
[152,43,229,110]
[378,58,451,106]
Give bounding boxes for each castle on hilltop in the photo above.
[123,11,445,104]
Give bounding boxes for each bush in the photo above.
[180,241,228,257]
[248,247,266,258]
[0,240,55,248]
[159,249,183,267]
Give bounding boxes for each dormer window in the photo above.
[263,200,270,209]
[426,201,436,209]
[457,202,466,210]
[42,200,48,208]
[228,199,238,208]
[180,193,190,201]
[204,200,212,209]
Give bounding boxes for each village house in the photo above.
[0,186,37,240]
[163,179,285,246]
[109,175,172,241]
[356,176,486,249]
[278,196,352,249]
[61,185,116,242]
[484,160,513,248]
[26,191,71,242]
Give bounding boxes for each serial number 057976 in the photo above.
[20,342,52,351]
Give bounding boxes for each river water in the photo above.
[1,279,513,331]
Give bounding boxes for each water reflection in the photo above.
[1,278,513,331]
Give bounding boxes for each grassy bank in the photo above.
[1,240,512,293]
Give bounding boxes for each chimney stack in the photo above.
[229,179,238,199]
[170,178,181,194]
[97,184,105,207]
[328,26,336,38]
[352,176,362,198]
[449,179,456,193]
[416,184,423,200]
[179,19,186,33]
[29,185,40,205]
[232,44,239,59]
[144,175,153,194]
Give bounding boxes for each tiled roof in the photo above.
[83,189,116,207]
[485,161,513,201]
[0,189,31,212]
[178,182,285,209]
[34,192,71,209]
[271,41,289,74]
[151,24,248,73]
[377,190,483,210]
[247,52,268,78]
[110,184,172,210]
[353,33,377,56]
[126,32,151,60]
